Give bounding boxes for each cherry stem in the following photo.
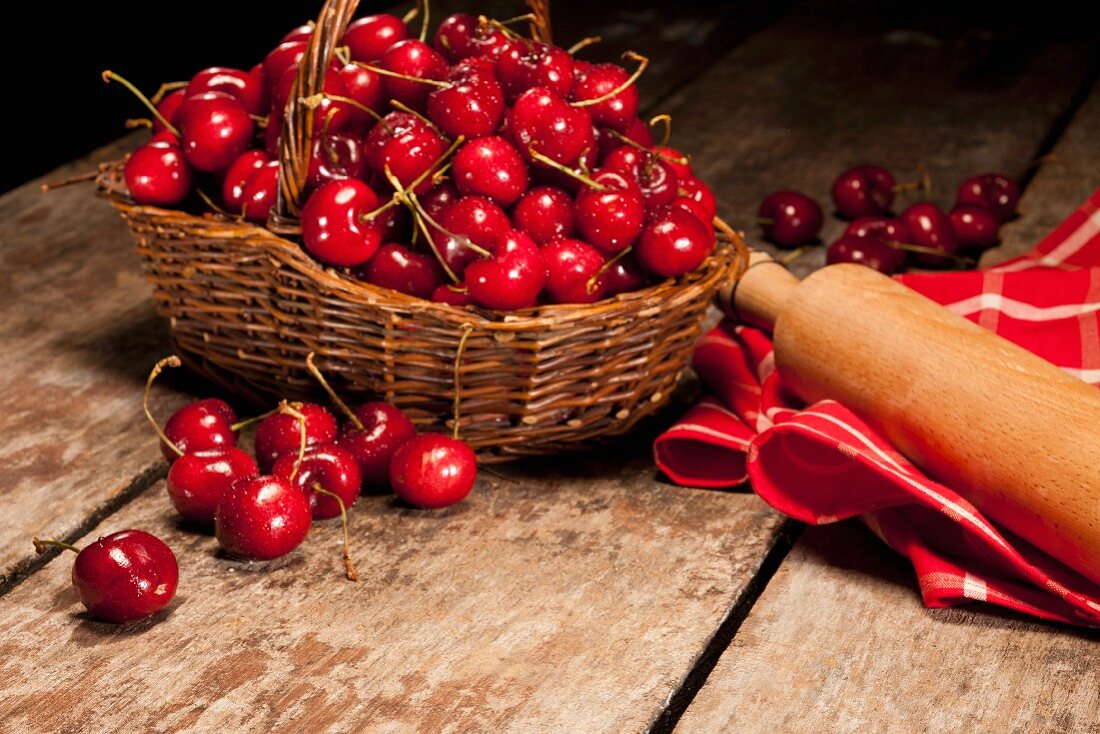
[402,0,422,25]
[352,61,449,88]
[360,197,400,224]
[102,70,179,137]
[150,80,187,105]
[411,210,460,284]
[279,401,308,483]
[124,118,153,130]
[388,100,443,135]
[305,352,363,430]
[144,356,184,457]
[453,323,474,440]
[586,246,632,294]
[33,538,80,555]
[527,146,607,190]
[249,114,269,129]
[230,407,278,433]
[196,188,236,218]
[418,0,430,42]
[304,94,390,132]
[573,52,648,109]
[333,45,351,66]
[780,246,811,266]
[39,171,99,192]
[479,15,525,41]
[311,483,359,582]
[607,129,689,168]
[649,113,673,151]
[498,12,537,26]
[567,36,602,55]
[888,241,975,266]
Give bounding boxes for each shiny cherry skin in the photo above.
[389,434,478,509]
[507,87,594,169]
[306,130,369,192]
[434,13,508,61]
[125,141,192,207]
[342,14,409,63]
[670,196,710,225]
[162,398,238,463]
[337,402,417,488]
[950,204,1000,249]
[571,63,638,131]
[596,117,653,160]
[222,149,270,212]
[636,205,715,278]
[431,284,475,306]
[452,136,529,207]
[281,23,314,43]
[186,67,266,116]
[843,216,910,245]
[215,475,312,560]
[576,169,646,254]
[427,68,506,140]
[300,179,386,267]
[380,39,449,111]
[262,41,307,89]
[757,190,824,247]
[71,530,178,623]
[176,92,254,173]
[467,229,547,310]
[900,202,959,266]
[166,447,258,524]
[272,444,361,520]
[956,173,1019,222]
[601,252,651,295]
[355,243,445,299]
[604,149,680,208]
[542,238,607,304]
[827,235,904,274]
[364,111,447,193]
[437,195,511,277]
[336,62,385,117]
[254,403,339,473]
[511,185,576,243]
[240,160,279,223]
[496,40,574,101]
[263,114,283,157]
[653,145,693,179]
[153,89,186,134]
[420,180,461,220]
[677,176,717,222]
[832,165,895,218]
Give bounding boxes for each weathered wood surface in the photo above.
[0,456,786,733]
[676,522,1100,733]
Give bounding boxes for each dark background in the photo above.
[8,0,1094,194]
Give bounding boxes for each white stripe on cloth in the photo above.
[940,293,1100,321]
[994,205,1100,272]
[663,423,750,447]
[963,573,989,602]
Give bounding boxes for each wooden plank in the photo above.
[677,522,1100,733]
[0,460,786,732]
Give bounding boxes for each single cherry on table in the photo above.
[390,434,478,509]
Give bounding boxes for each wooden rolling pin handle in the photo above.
[715,251,797,329]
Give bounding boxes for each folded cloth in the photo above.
[655,187,1100,626]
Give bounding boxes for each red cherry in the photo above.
[364,111,447,193]
[427,70,505,140]
[215,475,312,560]
[254,403,338,473]
[653,146,693,179]
[281,23,314,43]
[273,444,361,520]
[507,87,594,169]
[222,149,270,212]
[66,530,178,623]
[636,205,716,278]
[300,179,386,267]
[950,204,1000,249]
[167,447,258,524]
[843,216,911,246]
[899,203,958,266]
[125,141,192,207]
[186,67,266,116]
[511,185,576,243]
[263,114,283,157]
[575,169,646,254]
[670,196,710,225]
[176,92,254,173]
[240,160,279,223]
[601,252,651,295]
[380,39,449,111]
[757,190,824,247]
[827,235,904,274]
[956,173,1019,222]
[597,117,653,160]
[153,89,186,134]
[497,40,574,101]
[389,434,477,509]
[604,150,680,208]
[262,41,307,92]
[355,242,445,299]
[342,14,409,63]
[542,238,607,304]
[570,63,638,131]
[306,130,369,192]
[467,229,547,310]
[452,136,529,207]
[677,176,717,222]
[434,13,507,61]
[336,62,384,117]
[162,398,238,463]
[337,402,418,488]
[832,165,895,218]
[436,195,511,277]
[420,180,461,220]
[431,284,475,306]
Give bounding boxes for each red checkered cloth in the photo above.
[655,188,1100,626]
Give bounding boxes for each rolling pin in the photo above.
[719,252,1100,586]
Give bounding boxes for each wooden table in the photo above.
[2,2,1098,731]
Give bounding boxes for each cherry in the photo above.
[597,117,653,160]
[507,87,594,169]
[35,530,178,623]
[832,165,895,218]
[342,14,410,63]
[222,149,270,212]
[263,114,283,157]
[389,434,477,509]
[166,447,258,524]
[653,145,693,179]
[497,40,574,101]
[420,180,461,220]
[604,149,680,208]
[950,204,1000,249]
[364,111,447,193]
[511,185,576,243]
[956,173,1019,222]
[215,475,312,560]
[239,160,279,223]
[272,64,357,132]
[636,205,715,278]
[670,196,710,225]
[432,283,475,306]
[434,13,507,61]
[186,67,266,116]
[124,140,192,207]
[336,62,385,117]
[843,216,910,246]
[827,235,904,274]
[355,242,445,299]
[757,190,823,247]
[153,89,186,134]
[162,399,238,463]
[467,229,547,310]
[380,39,449,111]
[262,41,307,93]
[452,136,529,207]
[300,179,386,267]
[575,169,646,254]
[176,92,254,173]
[571,63,638,131]
[273,444,361,520]
[427,68,505,140]
[601,252,651,295]
[254,402,338,473]
[306,130,369,192]
[899,202,959,266]
[542,238,607,304]
[436,195,511,277]
[281,23,314,43]
[337,402,418,488]
[677,176,717,222]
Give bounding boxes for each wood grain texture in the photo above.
[0,458,785,733]
[677,522,1100,734]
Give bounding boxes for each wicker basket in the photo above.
[97,0,748,459]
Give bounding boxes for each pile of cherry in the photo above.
[34,354,476,624]
[114,8,719,310]
[755,165,1020,273]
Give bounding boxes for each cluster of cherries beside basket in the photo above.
[112,7,722,311]
[34,354,473,624]
[753,165,1020,273]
